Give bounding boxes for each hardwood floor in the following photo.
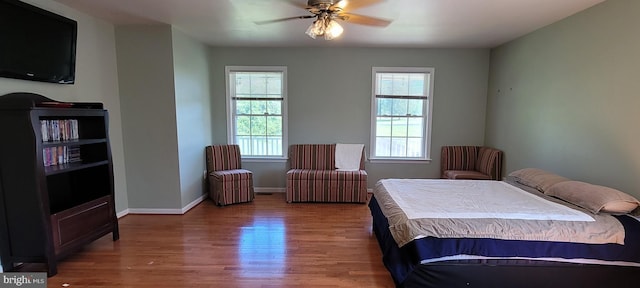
[46,193,396,287]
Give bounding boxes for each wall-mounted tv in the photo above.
[0,0,77,84]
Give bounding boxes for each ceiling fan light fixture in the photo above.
[258,0,391,41]
[305,18,325,39]
[324,19,343,40]
[305,16,343,40]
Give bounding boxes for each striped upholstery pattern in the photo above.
[289,144,336,170]
[441,146,503,180]
[288,144,365,170]
[205,145,254,206]
[476,146,503,178]
[286,144,367,203]
[441,146,478,171]
[206,144,242,171]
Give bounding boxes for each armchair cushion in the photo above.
[290,144,335,170]
[210,169,253,181]
[441,145,478,171]
[206,144,242,171]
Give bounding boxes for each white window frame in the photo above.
[370,67,434,162]
[225,66,288,161]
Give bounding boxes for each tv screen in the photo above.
[0,0,77,84]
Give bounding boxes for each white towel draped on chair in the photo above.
[335,143,364,171]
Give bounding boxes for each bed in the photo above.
[369,176,640,288]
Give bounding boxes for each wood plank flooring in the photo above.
[46,193,396,287]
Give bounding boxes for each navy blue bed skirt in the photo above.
[368,195,640,287]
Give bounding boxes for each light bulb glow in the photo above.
[324,20,343,40]
[305,15,343,40]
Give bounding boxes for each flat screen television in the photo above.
[0,0,77,84]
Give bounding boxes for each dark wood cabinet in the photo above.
[0,92,119,276]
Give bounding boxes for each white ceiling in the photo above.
[53,0,605,48]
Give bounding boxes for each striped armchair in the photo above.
[205,145,254,206]
[440,146,503,180]
[286,144,368,203]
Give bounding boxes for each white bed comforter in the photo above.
[374,179,625,247]
[383,179,593,221]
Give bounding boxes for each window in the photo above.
[370,67,434,161]
[226,66,287,159]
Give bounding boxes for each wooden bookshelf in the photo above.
[0,92,119,276]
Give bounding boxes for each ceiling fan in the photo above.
[255,0,392,40]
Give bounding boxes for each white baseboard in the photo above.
[117,186,374,217]
[118,194,207,216]
[126,208,185,215]
[115,187,372,217]
[116,209,129,218]
[181,194,207,212]
[114,186,373,218]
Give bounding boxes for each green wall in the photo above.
[486,0,640,197]
[115,25,214,211]
[172,28,214,207]
[209,47,490,188]
[115,25,182,209]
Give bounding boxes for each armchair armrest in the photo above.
[476,147,503,180]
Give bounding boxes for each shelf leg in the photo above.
[46,259,57,277]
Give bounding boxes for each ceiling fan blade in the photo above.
[335,0,386,12]
[255,15,315,25]
[340,13,391,27]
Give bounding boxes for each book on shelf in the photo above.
[42,146,81,167]
[40,119,78,142]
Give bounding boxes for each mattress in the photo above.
[374,179,625,246]
[369,179,640,287]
